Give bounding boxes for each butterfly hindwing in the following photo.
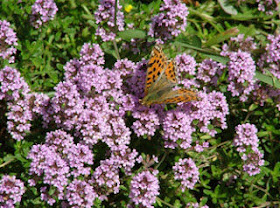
[144,45,167,95]
[161,88,198,104]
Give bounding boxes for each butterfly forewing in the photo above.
[165,60,177,83]
[144,45,167,95]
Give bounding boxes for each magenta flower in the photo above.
[233,123,259,153]
[0,20,18,63]
[175,53,197,76]
[256,0,280,15]
[163,107,195,149]
[223,50,256,101]
[66,179,97,208]
[132,104,161,137]
[7,100,32,141]
[129,170,160,208]
[233,123,265,176]
[79,43,105,66]
[241,149,265,176]
[47,81,84,131]
[173,158,199,191]
[0,66,30,102]
[222,34,256,53]
[197,59,225,86]
[258,34,280,80]
[30,0,58,28]
[0,175,25,208]
[191,91,229,136]
[90,159,120,201]
[27,130,94,205]
[95,0,124,41]
[110,145,139,175]
[149,0,189,43]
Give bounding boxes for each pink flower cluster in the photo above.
[173,158,199,191]
[95,0,124,41]
[129,170,160,208]
[0,20,18,63]
[222,36,256,101]
[258,34,280,80]
[233,123,265,176]
[30,0,58,28]
[256,0,280,15]
[27,130,95,205]
[0,175,25,208]
[149,0,189,43]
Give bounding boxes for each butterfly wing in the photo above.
[144,45,167,96]
[165,60,177,83]
[161,88,198,104]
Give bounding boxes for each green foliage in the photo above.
[1,0,280,207]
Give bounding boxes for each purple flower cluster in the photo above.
[191,91,229,136]
[148,0,189,43]
[163,107,195,149]
[173,158,199,191]
[30,0,58,28]
[197,59,225,86]
[95,0,124,41]
[7,99,32,141]
[175,53,197,76]
[233,124,265,176]
[233,123,259,152]
[186,202,209,208]
[223,34,256,53]
[0,20,18,63]
[194,141,209,153]
[222,50,256,102]
[0,67,37,140]
[132,105,161,137]
[0,175,25,208]
[91,159,120,200]
[27,130,94,205]
[129,170,160,208]
[0,66,29,102]
[47,43,132,150]
[258,34,280,80]
[66,179,97,208]
[256,0,280,15]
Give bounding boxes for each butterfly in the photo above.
[140,45,197,106]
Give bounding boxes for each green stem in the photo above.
[155,151,168,169]
[0,158,14,168]
[156,197,176,208]
[113,40,121,60]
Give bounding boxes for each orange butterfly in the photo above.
[140,45,197,106]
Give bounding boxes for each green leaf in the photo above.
[118,29,146,40]
[255,71,280,89]
[175,41,229,64]
[205,27,239,47]
[218,0,238,15]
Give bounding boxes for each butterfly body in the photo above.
[141,45,197,106]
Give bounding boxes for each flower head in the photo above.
[129,170,160,208]
[30,0,58,28]
[149,0,189,43]
[173,158,199,191]
[95,0,124,41]
[0,20,18,63]
[0,175,25,208]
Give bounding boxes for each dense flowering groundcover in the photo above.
[1,0,280,207]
